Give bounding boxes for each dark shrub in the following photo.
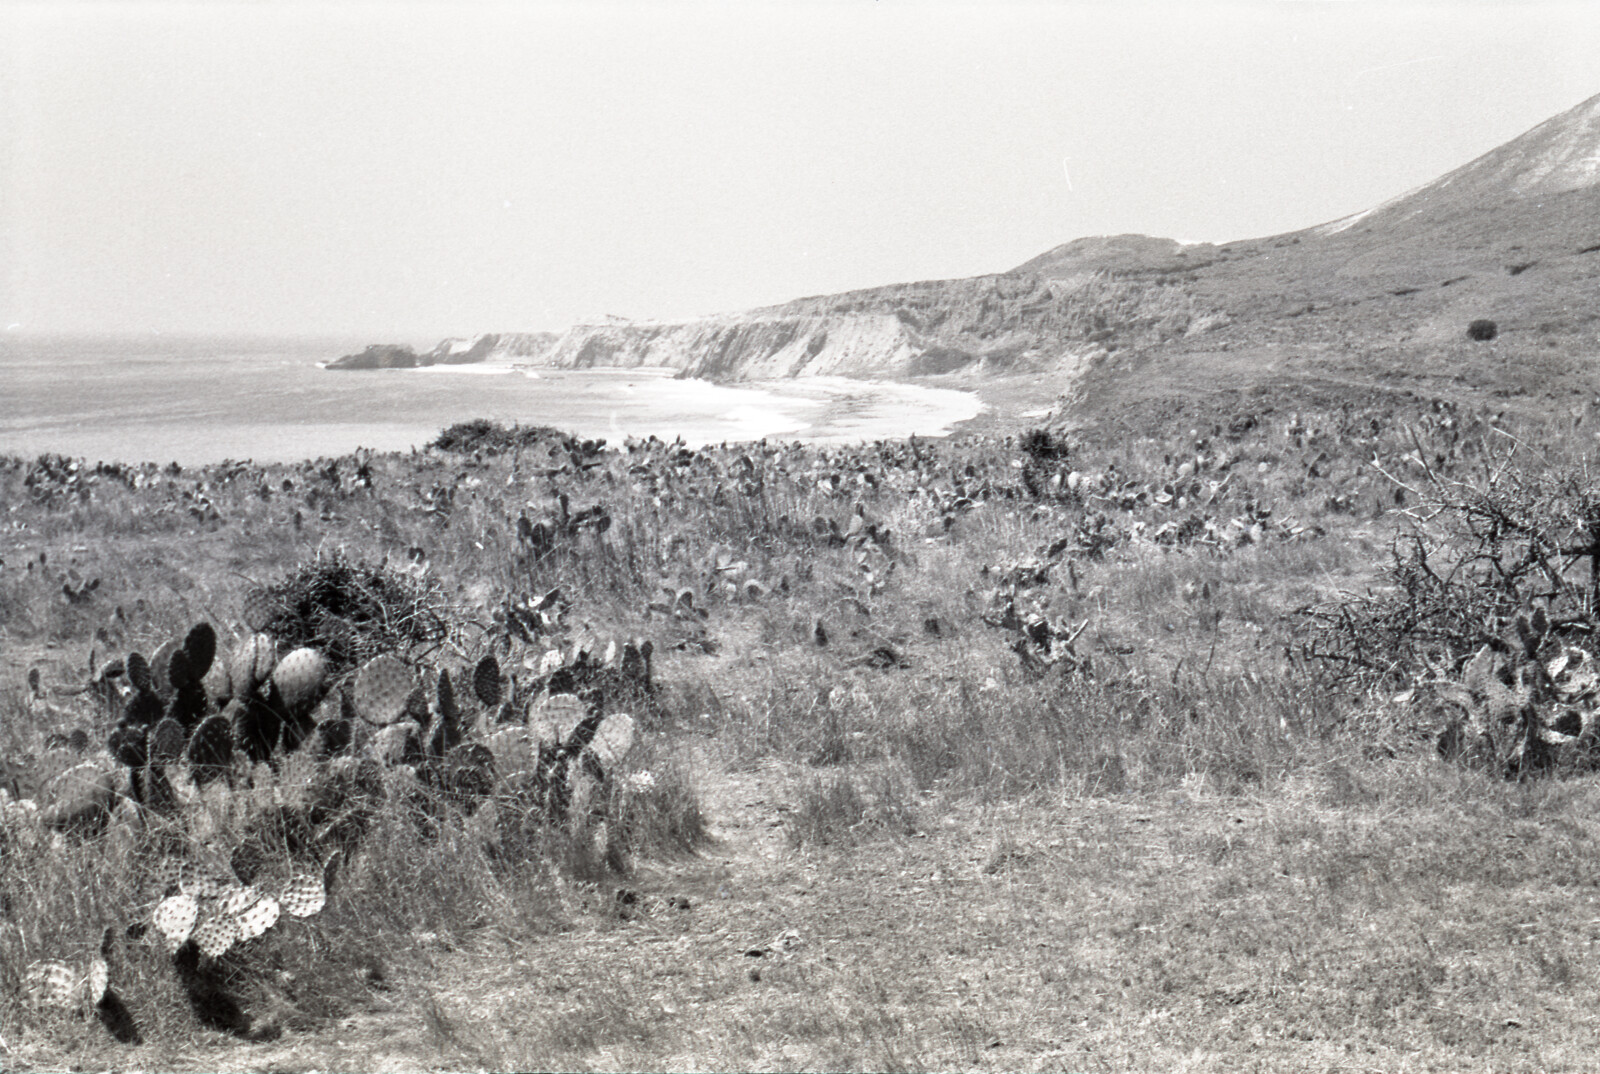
[245,551,451,670]
[1019,427,1072,463]
[1467,319,1498,342]
[428,420,572,455]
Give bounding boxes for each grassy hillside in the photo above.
[7,393,1600,1069]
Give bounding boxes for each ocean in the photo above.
[0,334,982,466]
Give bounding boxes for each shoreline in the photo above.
[1,357,989,467]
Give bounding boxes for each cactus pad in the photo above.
[229,633,277,699]
[126,651,153,694]
[167,680,210,729]
[588,712,636,768]
[371,721,422,766]
[122,687,163,728]
[529,693,588,746]
[229,697,280,763]
[202,645,232,703]
[186,714,234,783]
[23,960,79,1010]
[183,620,217,679]
[272,647,328,716]
[108,724,148,768]
[178,864,235,901]
[436,668,460,729]
[309,718,354,759]
[277,872,326,917]
[167,646,195,691]
[153,894,200,948]
[620,639,652,686]
[87,955,109,1007]
[219,884,261,917]
[149,639,179,696]
[473,655,503,708]
[234,894,280,941]
[276,682,318,753]
[148,717,187,766]
[192,913,239,958]
[442,742,495,806]
[353,654,416,726]
[143,766,178,814]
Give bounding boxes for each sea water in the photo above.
[0,334,982,466]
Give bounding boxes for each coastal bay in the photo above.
[0,335,982,466]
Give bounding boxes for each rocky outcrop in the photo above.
[1011,234,1205,278]
[326,344,426,370]
[329,333,556,371]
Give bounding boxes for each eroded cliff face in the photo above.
[533,313,918,379]
[509,271,1208,382]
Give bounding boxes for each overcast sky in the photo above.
[4,1,1600,339]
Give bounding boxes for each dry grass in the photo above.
[5,406,1600,1070]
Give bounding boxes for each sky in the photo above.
[4,1,1600,340]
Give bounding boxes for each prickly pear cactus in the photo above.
[472,655,502,709]
[229,697,280,764]
[148,717,187,767]
[1436,608,1600,776]
[149,639,179,698]
[229,633,277,701]
[428,668,463,759]
[371,721,423,766]
[352,654,415,726]
[183,621,217,681]
[126,651,153,695]
[123,687,162,728]
[186,714,234,785]
[108,723,148,769]
[272,647,328,717]
[306,718,354,760]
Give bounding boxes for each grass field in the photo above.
[6,400,1600,1072]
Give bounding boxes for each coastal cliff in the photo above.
[512,271,1209,382]
[327,268,1208,383]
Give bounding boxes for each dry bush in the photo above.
[1298,451,1600,687]
[243,551,452,670]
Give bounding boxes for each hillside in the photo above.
[1051,91,1600,432]
[332,91,1600,437]
[539,90,1600,427]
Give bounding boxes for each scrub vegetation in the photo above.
[7,399,1600,1072]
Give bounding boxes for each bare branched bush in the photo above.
[1299,450,1600,687]
[1298,444,1600,776]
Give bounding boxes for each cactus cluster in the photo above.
[151,866,324,959]
[86,615,654,841]
[980,558,1091,676]
[100,623,344,819]
[343,633,649,823]
[1,613,655,1048]
[1434,607,1600,776]
[19,926,124,1037]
